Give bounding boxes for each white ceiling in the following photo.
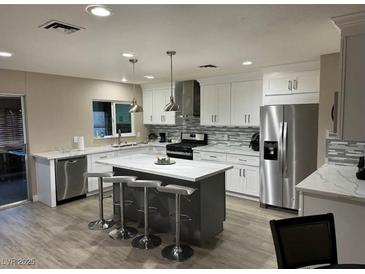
[0,4,364,84]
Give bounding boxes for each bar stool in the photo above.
[83,171,114,230]
[103,176,138,240]
[157,184,196,261]
[128,180,162,249]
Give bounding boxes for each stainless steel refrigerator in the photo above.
[259,104,318,210]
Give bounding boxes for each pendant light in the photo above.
[163,51,179,111]
[128,58,143,113]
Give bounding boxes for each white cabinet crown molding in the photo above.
[141,82,175,91]
[197,71,262,86]
[262,60,320,75]
[332,11,365,36]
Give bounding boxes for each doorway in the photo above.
[0,96,28,207]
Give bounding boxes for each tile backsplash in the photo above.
[326,131,365,166]
[146,117,259,147]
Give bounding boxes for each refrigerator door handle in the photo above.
[283,122,288,178]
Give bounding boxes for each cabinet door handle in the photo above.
[244,114,247,124]
[214,115,217,122]
[293,79,298,90]
[239,169,242,177]
[248,114,250,124]
[288,80,292,91]
[150,115,152,122]
[211,115,213,122]
[242,169,246,177]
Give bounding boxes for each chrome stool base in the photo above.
[109,226,138,240]
[88,219,115,230]
[132,234,161,250]
[161,244,194,261]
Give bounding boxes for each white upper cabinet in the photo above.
[262,61,320,105]
[141,84,176,125]
[292,71,320,94]
[231,80,262,127]
[200,84,230,126]
[264,75,293,95]
[332,12,365,141]
[142,90,153,124]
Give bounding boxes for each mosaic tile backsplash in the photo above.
[146,117,259,147]
[326,131,365,166]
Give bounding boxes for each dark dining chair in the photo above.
[270,213,338,269]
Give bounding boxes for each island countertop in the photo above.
[296,164,365,203]
[97,154,233,182]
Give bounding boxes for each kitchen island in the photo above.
[97,154,233,245]
[296,164,365,263]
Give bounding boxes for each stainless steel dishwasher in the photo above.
[56,156,87,204]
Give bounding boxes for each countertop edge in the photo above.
[97,160,233,182]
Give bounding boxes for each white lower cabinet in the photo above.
[87,152,116,193]
[225,164,259,197]
[194,150,259,198]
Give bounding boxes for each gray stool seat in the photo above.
[129,180,162,250]
[84,171,114,178]
[157,184,195,196]
[103,176,138,240]
[84,171,115,230]
[157,184,196,262]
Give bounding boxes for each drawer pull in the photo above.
[238,159,247,162]
[99,156,108,159]
[209,155,217,158]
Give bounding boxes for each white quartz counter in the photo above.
[193,144,259,157]
[296,164,365,203]
[32,142,170,160]
[97,153,233,182]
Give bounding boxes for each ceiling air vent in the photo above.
[39,20,84,34]
[199,64,218,68]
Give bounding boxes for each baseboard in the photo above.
[32,195,39,202]
[226,191,259,202]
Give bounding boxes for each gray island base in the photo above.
[96,154,232,246]
[113,168,225,246]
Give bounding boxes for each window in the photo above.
[92,101,134,138]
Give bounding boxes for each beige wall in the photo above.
[317,53,340,167]
[0,69,148,198]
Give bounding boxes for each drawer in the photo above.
[91,152,116,161]
[226,154,259,166]
[200,152,227,162]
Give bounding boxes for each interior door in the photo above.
[283,104,318,210]
[259,105,284,207]
[0,96,29,207]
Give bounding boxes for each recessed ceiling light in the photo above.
[242,61,253,66]
[0,51,12,57]
[122,53,134,58]
[86,5,112,17]
[144,75,155,79]
[121,78,128,82]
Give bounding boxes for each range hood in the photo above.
[174,80,200,118]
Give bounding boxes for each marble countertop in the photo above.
[32,142,170,160]
[296,164,365,203]
[97,153,233,182]
[193,144,259,157]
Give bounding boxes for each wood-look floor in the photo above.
[0,194,293,269]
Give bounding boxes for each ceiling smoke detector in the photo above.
[39,20,84,35]
[199,64,218,68]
